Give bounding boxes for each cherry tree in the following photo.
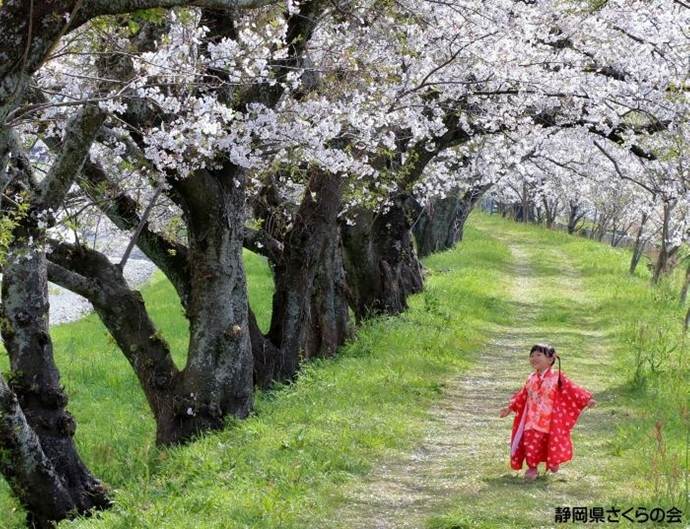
[0,1,280,526]
[483,0,689,278]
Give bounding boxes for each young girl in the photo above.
[499,343,596,480]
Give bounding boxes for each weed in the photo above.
[624,321,686,389]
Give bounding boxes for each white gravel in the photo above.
[47,230,161,326]
[49,255,159,326]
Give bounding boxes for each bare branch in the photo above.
[82,0,280,20]
[46,258,103,303]
[119,186,162,269]
[593,139,656,195]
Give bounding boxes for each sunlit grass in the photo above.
[1,213,688,528]
[427,213,689,529]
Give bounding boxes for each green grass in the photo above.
[424,214,690,529]
[1,213,689,528]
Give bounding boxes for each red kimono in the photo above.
[508,370,592,470]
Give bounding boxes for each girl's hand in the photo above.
[586,399,597,409]
[499,406,511,418]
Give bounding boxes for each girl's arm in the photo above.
[500,385,527,417]
[561,374,595,410]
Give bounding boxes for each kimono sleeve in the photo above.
[508,386,528,414]
[557,374,592,431]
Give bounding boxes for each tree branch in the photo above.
[38,104,106,211]
[46,259,104,304]
[81,159,192,303]
[243,226,283,263]
[81,0,280,23]
[593,139,657,195]
[119,186,162,269]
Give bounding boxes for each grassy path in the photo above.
[330,216,641,528]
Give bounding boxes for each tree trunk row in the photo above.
[0,2,488,526]
[2,165,482,528]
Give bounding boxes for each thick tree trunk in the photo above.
[53,162,256,446]
[342,194,424,322]
[0,374,79,529]
[0,251,110,528]
[413,184,490,258]
[249,307,282,389]
[167,166,254,443]
[305,228,350,360]
[413,195,458,259]
[265,170,350,382]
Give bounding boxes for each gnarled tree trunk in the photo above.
[341,193,424,322]
[1,251,110,529]
[262,169,351,383]
[0,374,79,529]
[305,226,350,360]
[0,91,108,529]
[413,184,491,258]
[51,163,256,446]
[165,166,254,443]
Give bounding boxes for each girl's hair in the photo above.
[530,343,562,388]
[530,343,556,359]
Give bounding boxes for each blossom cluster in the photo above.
[9,1,688,249]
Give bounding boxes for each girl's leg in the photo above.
[522,430,549,478]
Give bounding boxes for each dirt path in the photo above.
[331,227,612,528]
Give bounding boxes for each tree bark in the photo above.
[305,225,350,360]
[83,159,285,394]
[567,201,586,235]
[629,213,647,275]
[0,374,78,529]
[164,165,254,443]
[342,193,424,322]
[652,201,678,284]
[680,258,690,307]
[413,184,491,258]
[542,197,558,229]
[0,251,110,528]
[263,169,350,383]
[249,307,282,388]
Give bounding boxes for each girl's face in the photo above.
[529,350,553,372]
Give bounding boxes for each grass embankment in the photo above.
[1,212,688,528]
